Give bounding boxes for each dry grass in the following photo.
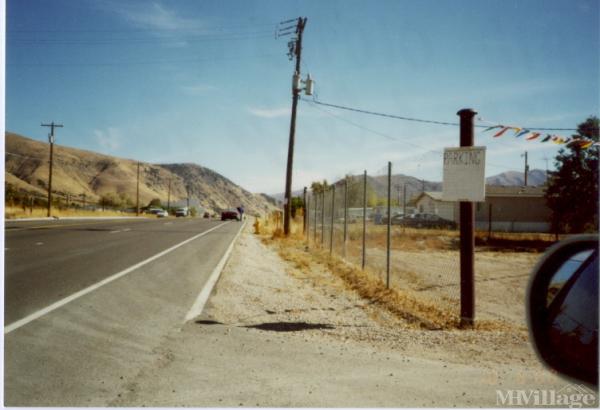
[260,214,516,332]
[347,223,557,252]
[5,205,131,219]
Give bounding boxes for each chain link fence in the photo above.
[306,160,462,316]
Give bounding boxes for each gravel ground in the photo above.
[205,224,559,378]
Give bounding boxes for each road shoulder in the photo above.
[112,225,567,407]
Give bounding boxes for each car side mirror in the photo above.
[527,234,599,387]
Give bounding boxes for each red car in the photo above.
[221,209,240,221]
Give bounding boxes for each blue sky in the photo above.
[5,0,599,193]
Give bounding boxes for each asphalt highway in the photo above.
[4,216,243,406]
[5,217,231,325]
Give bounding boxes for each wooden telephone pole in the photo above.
[283,17,308,236]
[41,121,63,217]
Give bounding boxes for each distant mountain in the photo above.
[256,193,280,207]
[273,169,547,205]
[486,169,547,186]
[272,174,442,206]
[270,189,304,203]
[366,174,442,200]
[5,132,276,215]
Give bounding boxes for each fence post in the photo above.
[306,192,310,245]
[321,190,325,248]
[343,177,348,258]
[330,185,335,254]
[488,203,492,240]
[403,184,407,216]
[386,161,392,288]
[362,170,367,270]
[457,108,477,328]
[303,187,308,238]
[313,191,318,244]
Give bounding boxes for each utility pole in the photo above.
[41,121,63,217]
[403,184,407,216]
[136,162,140,216]
[542,156,549,182]
[522,151,529,186]
[386,162,392,289]
[167,178,171,210]
[283,17,308,236]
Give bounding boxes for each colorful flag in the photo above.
[541,135,552,142]
[579,140,594,149]
[526,132,541,140]
[482,125,503,132]
[493,127,511,138]
[515,129,530,138]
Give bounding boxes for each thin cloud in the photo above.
[108,1,205,32]
[94,127,122,151]
[247,107,290,119]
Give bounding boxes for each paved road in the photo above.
[4,217,243,406]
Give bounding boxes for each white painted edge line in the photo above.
[4,222,230,335]
[6,216,147,222]
[184,220,247,323]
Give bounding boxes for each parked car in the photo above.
[175,207,188,217]
[221,209,240,221]
[397,213,457,229]
[203,212,211,219]
[156,209,168,218]
[390,214,408,225]
[374,213,403,225]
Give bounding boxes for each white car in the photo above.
[156,210,168,218]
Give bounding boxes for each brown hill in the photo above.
[5,132,276,216]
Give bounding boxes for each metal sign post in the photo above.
[454,108,478,327]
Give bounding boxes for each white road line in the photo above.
[4,222,230,335]
[184,220,246,322]
[122,228,131,232]
[109,230,122,234]
[35,242,43,246]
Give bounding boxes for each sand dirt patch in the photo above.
[205,225,548,370]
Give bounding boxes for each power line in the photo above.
[10,31,275,46]
[307,98,462,126]
[302,98,523,172]
[7,21,279,34]
[306,98,578,131]
[8,53,280,67]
